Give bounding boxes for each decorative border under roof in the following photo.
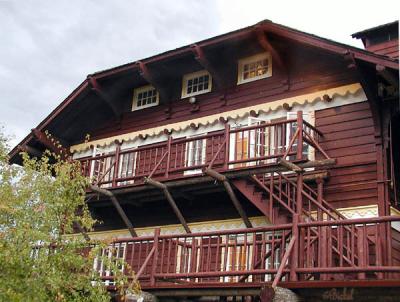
[71,83,363,153]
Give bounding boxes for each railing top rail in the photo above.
[172,130,225,144]
[111,223,293,243]
[298,215,400,227]
[229,118,297,134]
[303,120,324,136]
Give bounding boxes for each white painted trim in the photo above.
[237,52,272,85]
[132,85,159,111]
[181,70,212,98]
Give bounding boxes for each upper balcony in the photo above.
[79,111,330,190]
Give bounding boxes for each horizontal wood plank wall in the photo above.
[89,56,357,142]
[367,39,399,58]
[392,228,400,267]
[315,102,378,209]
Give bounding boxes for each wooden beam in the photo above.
[136,61,169,102]
[101,159,336,196]
[279,159,303,173]
[31,128,70,159]
[17,144,42,158]
[376,65,399,90]
[205,169,252,228]
[87,76,120,120]
[144,178,191,233]
[255,27,286,70]
[190,44,225,89]
[90,185,137,237]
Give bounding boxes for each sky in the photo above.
[0,0,399,148]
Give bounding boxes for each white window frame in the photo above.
[237,52,272,85]
[181,70,212,98]
[132,85,159,111]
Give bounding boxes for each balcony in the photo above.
[96,216,400,290]
[80,112,327,189]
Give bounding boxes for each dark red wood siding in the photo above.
[315,101,378,209]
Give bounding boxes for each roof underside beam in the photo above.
[136,61,169,102]
[31,128,70,159]
[255,27,286,71]
[17,144,42,158]
[376,65,399,90]
[190,44,226,89]
[87,76,121,120]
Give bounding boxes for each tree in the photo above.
[0,131,138,301]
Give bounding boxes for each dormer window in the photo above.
[181,70,212,98]
[237,52,272,84]
[132,85,159,111]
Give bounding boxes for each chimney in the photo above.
[352,21,399,59]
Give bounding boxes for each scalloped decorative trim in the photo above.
[71,83,363,153]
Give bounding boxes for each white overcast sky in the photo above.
[0,0,399,148]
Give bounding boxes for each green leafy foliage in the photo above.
[0,132,139,301]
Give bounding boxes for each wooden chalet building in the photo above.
[9,20,400,301]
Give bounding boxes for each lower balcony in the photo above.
[95,216,400,292]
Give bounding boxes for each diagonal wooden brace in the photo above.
[90,185,137,237]
[144,177,191,233]
[205,169,252,228]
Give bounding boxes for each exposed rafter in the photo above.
[255,27,286,71]
[144,177,191,234]
[17,144,42,158]
[136,61,169,102]
[87,76,121,120]
[190,44,225,89]
[31,128,70,159]
[90,185,137,237]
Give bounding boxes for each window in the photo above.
[237,52,272,84]
[184,134,207,175]
[132,85,159,111]
[181,70,212,98]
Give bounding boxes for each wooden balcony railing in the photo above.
[80,111,325,189]
[96,216,400,289]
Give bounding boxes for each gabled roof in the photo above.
[9,19,399,164]
[352,21,399,39]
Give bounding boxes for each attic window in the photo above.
[181,70,212,98]
[132,85,159,111]
[237,52,272,84]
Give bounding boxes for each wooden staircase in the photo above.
[232,171,367,275]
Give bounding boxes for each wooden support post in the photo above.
[316,178,324,220]
[223,123,230,170]
[112,142,121,187]
[205,169,253,228]
[357,227,366,280]
[90,185,137,237]
[150,228,160,286]
[296,111,303,161]
[290,214,299,281]
[144,178,191,233]
[278,159,303,173]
